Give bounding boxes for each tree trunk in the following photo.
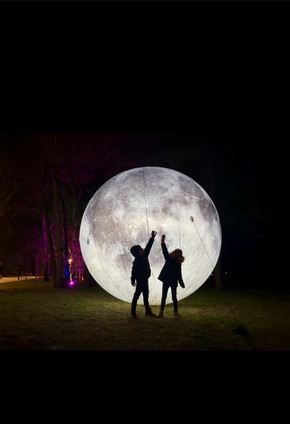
[51,165,64,288]
[40,178,56,282]
[41,212,50,282]
[214,256,222,290]
[61,197,70,280]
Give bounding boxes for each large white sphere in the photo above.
[79,167,222,305]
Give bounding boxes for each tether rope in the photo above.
[143,168,150,236]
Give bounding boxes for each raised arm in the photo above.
[161,234,169,259]
[144,230,157,256]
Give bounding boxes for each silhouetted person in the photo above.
[130,230,157,319]
[17,265,22,280]
[0,261,3,279]
[157,234,185,319]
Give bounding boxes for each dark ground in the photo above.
[1,278,290,352]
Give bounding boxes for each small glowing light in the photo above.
[68,258,73,265]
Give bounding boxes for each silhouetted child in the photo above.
[157,234,185,319]
[130,230,157,319]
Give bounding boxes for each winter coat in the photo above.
[158,242,184,287]
[131,236,154,282]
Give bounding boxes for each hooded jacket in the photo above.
[158,241,184,287]
[130,236,154,282]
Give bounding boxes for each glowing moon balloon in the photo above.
[79,167,222,305]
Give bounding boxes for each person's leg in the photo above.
[161,284,169,310]
[171,285,178,312]
[142,280,150,311]
[142,280,156,316]
[131,283,142,318]
[158,284,169,317]
[171,285,180,319]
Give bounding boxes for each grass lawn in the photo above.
[0,278,290,351]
